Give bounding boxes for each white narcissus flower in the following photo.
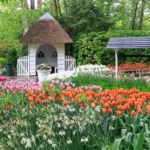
[59,130,66,136]
[21,137,26,144]
[52,143,57,148]
[109,126,114,131]
[57,123,61,128]
[43,135,47,140]
[73,130,76,135]
[25,139,32,148]
[112,115,117,120]
[8,135,11,139]
[66,138,72,144]
[47,139,53,145]
[81,137,89,143]
[31,135,35,142]
[68,106,76,112]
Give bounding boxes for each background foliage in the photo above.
[0,0,149,71]
[76,30,150,65]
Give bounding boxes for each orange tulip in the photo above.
[116,111,122,116]
[63,100,71,105]
[29,95,35,101]
[102,107,107,113]
[130,110,136,117]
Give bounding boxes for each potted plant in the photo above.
[37,63,51,83]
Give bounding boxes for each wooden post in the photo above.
[115,49,119,79]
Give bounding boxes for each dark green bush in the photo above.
[76,32,108,65]
[6,49,17,68]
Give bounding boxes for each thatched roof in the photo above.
[21,13,73,44]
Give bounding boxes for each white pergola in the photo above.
[107,37,150,79]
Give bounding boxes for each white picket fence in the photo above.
[65,55,76,71]
[17,56,29,77]
[17,55,76,77]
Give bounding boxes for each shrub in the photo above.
[0,57,6,66]
[76,32,108,65]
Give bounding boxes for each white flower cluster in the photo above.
[46,64,114,81]
[21,137,35,148]
[81,136,89,143]
[142,76,150,83]
[47,139,57,148]
[66,138,72,144]
[46,70,77,80]
[34,104,99,148]
[1,102,105,149]
[77,64,113,75]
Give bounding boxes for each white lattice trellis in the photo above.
[17,56,29,77]
[65,55,76,71]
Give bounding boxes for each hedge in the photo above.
[76,30,150,65]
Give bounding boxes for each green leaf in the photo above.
[134,131,145,150]
[101,145,107,150]
[125,132,133,143]
[113,138,122,150]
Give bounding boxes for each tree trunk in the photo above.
[57,0,62,16]
[130,0,140,30]
[139,0,146,29]
[37,0,42,9]
[24,0,29,8]
[53,0,58,16]
[63,0,68,17]
[22,0,30,34]
[106,0,113,16]
[30,0,35,9]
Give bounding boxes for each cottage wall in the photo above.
[28,43,65,76]
[36,44,57,67]
[53,43,65,72]
[28,44,39,76]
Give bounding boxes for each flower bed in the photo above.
[0,80,40,92]
[108,63,150,72]
[1,79,150,149]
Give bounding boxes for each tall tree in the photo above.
[63,0,68,17]
[20,0,30,33]
[23,0,29,8]
[130,0,140,29]
[37,0,42,9]
[53,0,58,16]
[63,0,113,37]
[30,0,35,9]
[57,0,62,16]
[106,0,113,16]
[139,0,146,29]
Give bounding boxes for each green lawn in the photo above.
[70,74,150,92]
